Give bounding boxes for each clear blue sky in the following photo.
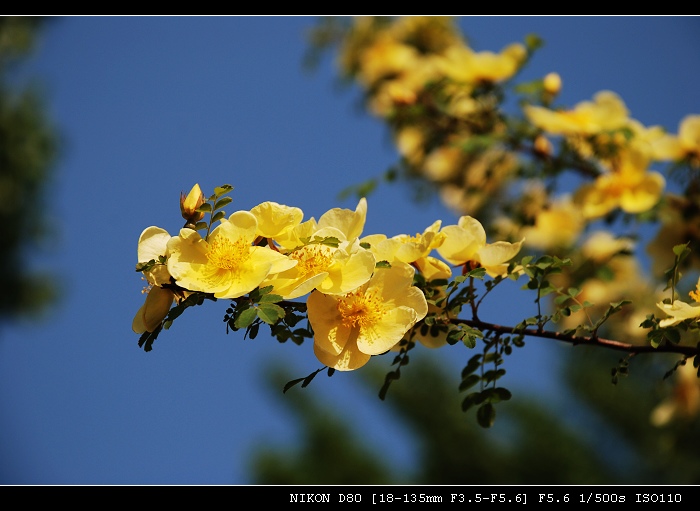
[1,16,699,485]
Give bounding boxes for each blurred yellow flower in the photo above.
[166,211,295,299]
[437,215,523,277]
[650,359,700,426]
[308,262,428,371]
[524,90,629,135]
[651,114,700,166]
[520,195,585,251]
[438,42,526,84]
[573,150,665,219]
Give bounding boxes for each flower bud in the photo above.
[534,134,553,157]
[180,183,205,225]
[543,72,562,96]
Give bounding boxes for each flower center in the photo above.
[207,237,250,270]
[292,244,334,278]
[689,285,700,303]
[337,289,386,329]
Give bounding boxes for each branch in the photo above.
[453,318,699,357]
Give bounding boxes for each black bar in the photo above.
[234,485,691,504]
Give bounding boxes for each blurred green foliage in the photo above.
[250,347,700,484]
[0,16,60,324]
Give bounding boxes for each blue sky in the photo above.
[1,16,699,485]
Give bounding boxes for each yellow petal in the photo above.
[250,201,304,238]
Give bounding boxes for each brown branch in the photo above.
[452,318,700,357]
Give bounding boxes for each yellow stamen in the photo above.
[337,289,386,329]
[207,237,250,270]
[689,286,700,303]
[292,245,334,278]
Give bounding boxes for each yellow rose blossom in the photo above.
[316,197,368,242]
[573,149,665,219]
[650,359,700,426]
[657,279,700,328]
[166,211,296,299]
[308,262,428,371]
[132,285,175,334]
[520,195,585,251]
[438,42,526,84]
[261,198,375,299]
[356,35,421,87]
[362,220,445,265]
[650,114,700,166]
[262,233,376,299]
[523,90,629,136]
[250,201,304,239]
[580,231,635,262]
[436,215,524,277]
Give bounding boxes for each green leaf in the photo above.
[466,267,486,279]
[211,210,225,223]
[214,184,233,196]
[234,307,257,329]
[482,368,506,384]
[259,293,283,303]
[461,392,480,412]
[257,303,285,324]
[458,374,480,392]
[461,354,482,377]
[489,387,512,402]
[283,377,306,393]
[673,243,691,257]
[476,403,496,428]
[197,203,212,213]
[214,196,233,210]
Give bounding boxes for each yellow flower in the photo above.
[524,90,629,136]
[250,201,304,239]
[317,197,368,241]
[573,150,665,219]
[657,300,700,327]
[580,230,636,262]
[520,195,585,251]
[650,359,700,426]
[132,285,175,334]
[261,198,375,299]
[166,211,295,299]
[356,35,421,87]
[362,220,445,266]
[308,262,428,371]
[263,234,376,299]
[656,280,700,328]
[137,226,173,287]
[651,114,700,166]
[436,216,524,277]
[438,42,526,84]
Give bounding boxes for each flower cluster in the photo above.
[133,183,524,372]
